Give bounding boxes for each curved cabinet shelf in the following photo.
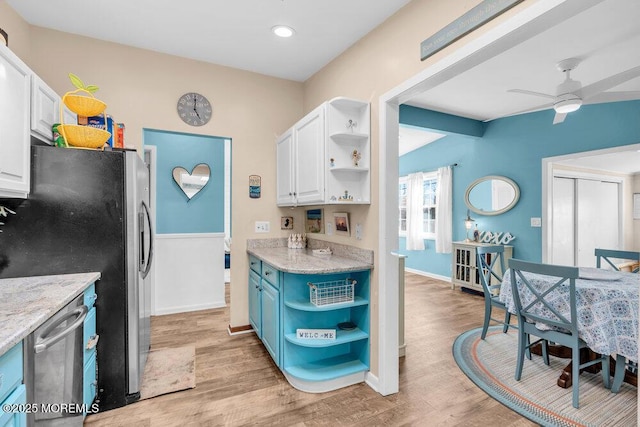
[329,132,368,142]
[329,166,370,173]
[284,355,368,382]
[285,296,368,312]
[285,328,368,348]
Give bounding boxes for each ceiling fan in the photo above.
[507,58,640,124]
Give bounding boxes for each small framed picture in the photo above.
[281,216,293,230]
[333,212,350,236]
[305,209,324,234]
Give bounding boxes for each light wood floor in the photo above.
[85,274,535,426]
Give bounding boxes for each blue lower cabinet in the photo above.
[261,281,280,366]
[0,384,27,427]
[83,355,97,416]
[248,269,262,337]
[82,287,98,417]
[0,341,25,427]
[247,255,370,393]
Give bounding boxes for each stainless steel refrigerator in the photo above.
[0,144,153,411]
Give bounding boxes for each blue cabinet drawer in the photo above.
[262,263,280,288]
[0,383,26,427]
[84,283,97,309]
[249,255,261,274]
[83,354,97,416]
[0,342,22,405]
[83,307,98,365]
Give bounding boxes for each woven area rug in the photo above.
[139,346,196,400]
[453,327,637,426]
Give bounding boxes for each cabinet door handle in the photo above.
[264,271,271,276]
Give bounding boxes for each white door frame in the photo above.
[376,0,601,395]
[143,145,157,315]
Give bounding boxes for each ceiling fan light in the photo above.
[554,98,582,114]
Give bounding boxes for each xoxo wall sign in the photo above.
[477,231,516,245]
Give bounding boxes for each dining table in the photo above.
[500,266,639,387]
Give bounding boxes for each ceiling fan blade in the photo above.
[507,89,556,100]
[553,112,567,125]
[581,65,640,99]
[583,91,640,105]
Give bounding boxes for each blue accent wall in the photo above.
[398,100,640,277]
[143,129,226,234]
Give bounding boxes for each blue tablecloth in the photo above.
[500,267,639,362]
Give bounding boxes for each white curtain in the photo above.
[435,166,452,253]
[405,172,425,251]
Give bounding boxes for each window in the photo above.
[399,172,438,238]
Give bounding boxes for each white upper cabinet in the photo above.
[31,74,59,143]
[293,105,325,205]
[276,97,370,207]
[0,44,31,198]
[277,105,325,207]
[276,128,295,206]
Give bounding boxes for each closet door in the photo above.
[576,179,619,267]
[552,177,575,266]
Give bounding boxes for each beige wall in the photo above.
[2,0,543,379]
[0,1,31,61]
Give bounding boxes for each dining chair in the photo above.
[509,259,610,409]
[476,245,514,340]
[595,248,640,273]
[594,249,640,393]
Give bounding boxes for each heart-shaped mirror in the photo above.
[172,163,211,200]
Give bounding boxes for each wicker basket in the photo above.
[308,278,356,307]
[57,124,110,148]
[58,89,111,149]
[63,94,107,117]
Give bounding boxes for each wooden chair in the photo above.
[509,259,610,408]
[476,245,514,340]
[595,248,639,273]
[594,249,640,393]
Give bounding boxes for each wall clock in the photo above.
[177,92,212,126]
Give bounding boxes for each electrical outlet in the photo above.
[530,217,542,227]
[326,222,333,235]
[255,221,270,233]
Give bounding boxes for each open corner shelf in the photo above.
[285,296,368,312]
[329,131,368,142]
[284,355,368,382]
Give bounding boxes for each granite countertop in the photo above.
[247,238,373,274]
[0,272,101,356]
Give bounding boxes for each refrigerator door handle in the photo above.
[139,200,154,279]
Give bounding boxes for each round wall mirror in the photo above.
[465,175,520,216]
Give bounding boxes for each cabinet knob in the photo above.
[265,271,271,276]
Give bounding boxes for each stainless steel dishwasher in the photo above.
[24,294,88,426]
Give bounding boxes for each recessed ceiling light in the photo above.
[272,25,295,38]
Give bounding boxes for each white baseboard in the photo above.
[404,267,451,283]
[154,300,226,316]
[365,371,380,392]
[227,327,255,336]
